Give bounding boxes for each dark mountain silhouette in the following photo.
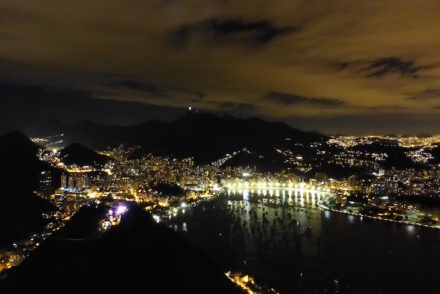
[223,148,289,172]
[430,143,440,163]
[352,141,419,169]
[151,182,186,197]
[60,143,110,166]
[0,131,45,195]
[62,112,326,164]
[0,203,242,294]
[0,132,55,247]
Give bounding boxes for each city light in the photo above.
[115,205,128,215]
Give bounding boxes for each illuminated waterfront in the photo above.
[5,131,440,291]
[168,188,440,293]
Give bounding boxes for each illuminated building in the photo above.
[61,174,67,188]
[68,176,75,190]
[39,171,53,198]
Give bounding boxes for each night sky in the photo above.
[2,1,440,134]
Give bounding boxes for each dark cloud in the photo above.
[0,6,42,25]
[3,1,440,134]
[0,82,183,135]
[338,57,437,79]
[171,26,193,48]
[217,101,257,113]
[111,79,166,97]
[285,112,440,136]
[263,91,345,107]
[106,78,205,101]
[365,57,422,78]
[364,105,408,111]
[336,61,352,71]
[209,19,294,43]
[0,82,90,101]
[171,18,296,48]
[409,88,440,100]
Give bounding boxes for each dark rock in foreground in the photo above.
[1,203,242,294]
[0,132,55,247]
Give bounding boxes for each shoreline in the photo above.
[319,202,440,230]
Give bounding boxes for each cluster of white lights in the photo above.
[226,181,330,192]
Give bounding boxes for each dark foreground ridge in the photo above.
[0,132,55,246]
[0,203,242,293]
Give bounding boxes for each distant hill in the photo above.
[352,141,419,169]
[0,203,242,293]
[61,112,326,164]
[0,132,56,247]
[430,144,440,163]
[222,148,288,172]
[60,143,109,167]
[150,182,186,197]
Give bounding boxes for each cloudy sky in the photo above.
[2,0,440,134]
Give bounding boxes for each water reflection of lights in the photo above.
[228,187,328,210]
[348,215,355,223]
[243,190,249,201]
[227,181,329,191]
[229,187,327,198]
